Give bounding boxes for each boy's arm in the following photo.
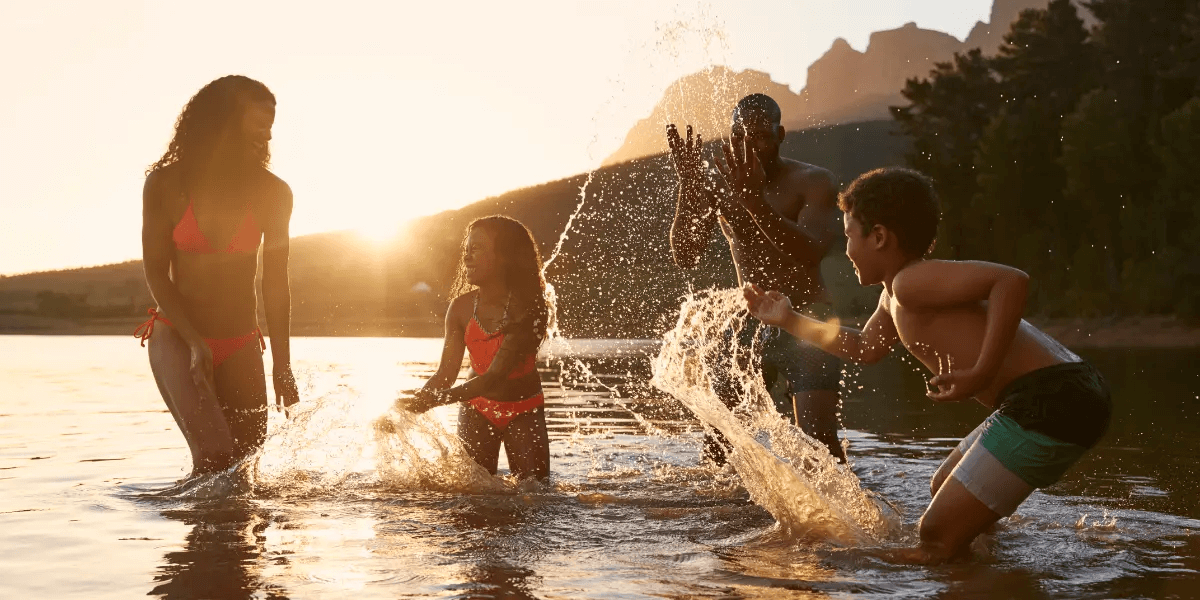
[892,260,1029,402]
[745,284,897,364]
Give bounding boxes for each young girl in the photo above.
[401,216,552,480]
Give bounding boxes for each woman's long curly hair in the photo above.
[451,216,553,345]
[146,75,276,176]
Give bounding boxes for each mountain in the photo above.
[0,120,909,338]
[602,0,1065,166]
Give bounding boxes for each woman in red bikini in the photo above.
[401,216,552,480]
[136,75,299,475]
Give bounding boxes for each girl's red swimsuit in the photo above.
[463,314,544,430]
[134,198,265,366]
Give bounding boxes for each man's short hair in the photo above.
[839,167,940,258]
[733,93,781,126]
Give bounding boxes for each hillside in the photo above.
[0,120,909,338]
[603,0,1059,166]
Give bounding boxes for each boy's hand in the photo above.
[927,355,992,402]
[743,283,792,326]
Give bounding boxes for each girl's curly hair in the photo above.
[147,75,276,176]
[450,216,554,346]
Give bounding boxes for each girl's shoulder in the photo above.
[446,291,477,327]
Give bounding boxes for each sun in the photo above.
[355,222,400,244]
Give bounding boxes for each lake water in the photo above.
[2,334,1198,599]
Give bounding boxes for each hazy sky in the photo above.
[0,0,992,275]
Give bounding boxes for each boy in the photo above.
[735,164,1112,564]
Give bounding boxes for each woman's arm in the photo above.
[141,171,218,403]
[745,284,898,364]
[261,179,298,408]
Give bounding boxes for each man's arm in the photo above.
[893,260,1029,401]
[716,143,842,266]
[667,124,719,269]
[745,284,897,364]
[741,169,843,266]
[261,180,299,408]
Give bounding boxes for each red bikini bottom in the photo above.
[135,308,264,368]
[469,394,545,430]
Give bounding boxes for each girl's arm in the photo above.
[423,297,470,392]
[892,260,1029,401]
[745,284,898,364]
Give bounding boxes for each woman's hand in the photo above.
[273,364,300,414]
[743,283,793,327]
[186,338,218,405]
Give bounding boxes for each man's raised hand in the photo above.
[666,124,704,181]
[716,137,766,197]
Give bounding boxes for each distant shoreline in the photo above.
[1,313,1197,349]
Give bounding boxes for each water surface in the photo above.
[1,335,1197,599]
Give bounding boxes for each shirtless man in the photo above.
[743,166,1112,563]
[667,93,846,463]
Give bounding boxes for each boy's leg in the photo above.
[502,407,550,480]
[907,476,1005,564]
[457,404,503,475]
[931,419,987,497]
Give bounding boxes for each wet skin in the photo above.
[667,115,846,460]
[745,211,1086,563]
[142,98,297,474]
[402,227,551,480]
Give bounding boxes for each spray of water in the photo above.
[651,287,898,545]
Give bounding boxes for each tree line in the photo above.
[893,0,1200,318]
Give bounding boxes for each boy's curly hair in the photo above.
[838,167,940,258]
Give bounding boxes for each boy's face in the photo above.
[844,212,883,286]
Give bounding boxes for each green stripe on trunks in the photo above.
[979,413,1088,489]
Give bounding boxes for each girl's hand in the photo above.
[397,388,453,414]
[187,338,218,405]
[743,283,793,327]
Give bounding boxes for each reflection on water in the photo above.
[151,502,287,600]
[1,335,1199,599]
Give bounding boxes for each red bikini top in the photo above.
[463,294,537,378]
[172,199,261,254]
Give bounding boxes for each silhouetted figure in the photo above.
[744,167,1111,564]
[399,216,552,480]
[136,75,299,476]
[667,94,846,463]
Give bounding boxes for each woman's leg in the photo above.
[503,407,550,480]
[211,337,268,461]
[457,403,503,475]
[147,324,237,474]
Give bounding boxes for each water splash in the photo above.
[650,287,898,545]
